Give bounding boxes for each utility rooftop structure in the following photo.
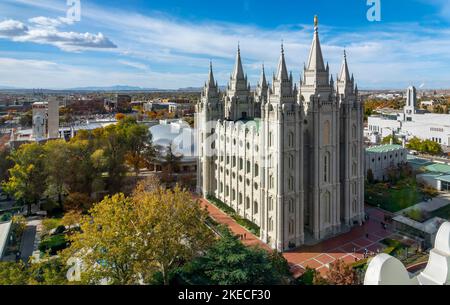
[196,17,365,251]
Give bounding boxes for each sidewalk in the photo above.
[20,218,42,262]
[196,195,394,278]
[197,196,270,250]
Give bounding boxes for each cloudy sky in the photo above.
[0,0,450,89]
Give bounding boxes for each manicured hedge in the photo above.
[39,234,68,255]
[206,195,260,236]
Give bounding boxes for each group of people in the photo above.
[237,233,247,240]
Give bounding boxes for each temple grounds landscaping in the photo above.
[365,177,426,212]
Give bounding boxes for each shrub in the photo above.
[0,212,12,222]
[404,208,428,222]
[38,234,68,255]
[206,195,260,236]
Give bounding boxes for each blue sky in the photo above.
[0,0,450,89]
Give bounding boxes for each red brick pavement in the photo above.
[196,195,395,278]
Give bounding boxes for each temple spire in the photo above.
[259,64,267,87]
[338,50,351,82]
[276,43,289,81]
[207,61,216,87]
[232,44,245,80]
[306,15,325,72]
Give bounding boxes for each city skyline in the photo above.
[1,0,450,89]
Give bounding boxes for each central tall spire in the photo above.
[306,15,325,72]
[207,61,216,87]
[232,44,245,81]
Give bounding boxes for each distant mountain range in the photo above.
[68,85,158,91]
[0,85,204,92]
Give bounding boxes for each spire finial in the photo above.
[238,41,240,54]
[281,39,284,54]
[314,15,319,29]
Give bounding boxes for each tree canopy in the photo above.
[62,185,214,285]
[177,230,292,285]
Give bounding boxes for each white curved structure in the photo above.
[364,221,450,285]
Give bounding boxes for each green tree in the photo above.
[65,140,103,196]
[0,147,13,186]
[119,117,150,176]
[44,140,71,207]
[2,143,47,215]
[98,125,128,193]
[0,258,67,285]
[406,136,422,151]
[0,262,29,285]
[179,230,290,285]
[381,135,401,145]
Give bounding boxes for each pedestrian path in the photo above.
[20,218,42,262]
[197,196,270,250]
[195,194,395,278]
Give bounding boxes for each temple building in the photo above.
[196,16,365,251]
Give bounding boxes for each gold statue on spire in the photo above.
[314,15,318,27]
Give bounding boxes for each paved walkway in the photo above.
[20,218,42,262]
[285,207,394,277]
[196,195,395,278]
[198,197,270,250]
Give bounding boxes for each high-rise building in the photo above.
[47,97,60,139]
[196,17,365,251]
[31,97,60,140]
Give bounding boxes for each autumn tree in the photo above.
[63,186,213,285]
[325,259,357,285]
[62,193,140,284]
[0,258,67,285]
[119,116,150,176]
[132,186,214,285]
[3,143,47,215]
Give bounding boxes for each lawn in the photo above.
[365,178,424,212]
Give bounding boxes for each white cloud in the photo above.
[0,17,117,51]
[118,60,150,71]
[0,19,28,37]
[28,16,74,28]
[2,0,450,88]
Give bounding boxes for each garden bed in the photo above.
[206,195,260,236]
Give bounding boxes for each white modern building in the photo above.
[367,86,450,147]
[196,17,365,251]
[365,144,408,181]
